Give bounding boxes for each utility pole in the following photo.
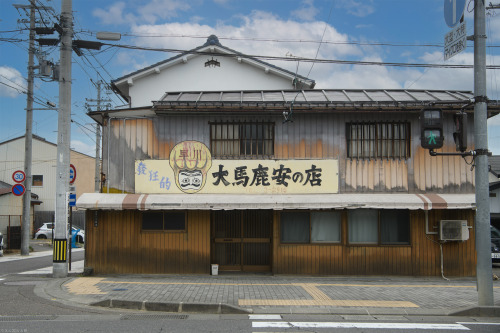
[85,81,109,193]
[20,0,35,256]
[53,0,73,278]
[95,86,101,193]
[474,0,494,306]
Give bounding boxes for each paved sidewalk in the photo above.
[32,272,500,316]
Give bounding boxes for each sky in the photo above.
[1,0,500,157]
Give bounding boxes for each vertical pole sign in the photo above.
[12,170,26,196]
[444,0,467,60]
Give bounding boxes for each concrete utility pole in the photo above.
[474,0,494,306]
[86,80,112,193]
[53,0,73,278]
[20,0,35,256]
[94,81,102,192]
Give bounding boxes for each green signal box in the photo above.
[420,108,444,149]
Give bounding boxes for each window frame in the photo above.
[280,210,342,244]
[346,121,411,159]
[32,174,43,187]
[141,211,187,233]
[347,209,411,246]
[209,121,275,158]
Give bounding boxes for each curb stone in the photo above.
[91,299,252,314]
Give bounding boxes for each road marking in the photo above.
[248,315,282,320]
[252,322,469,330]
[457,322,500,326]
[240,299,418,307]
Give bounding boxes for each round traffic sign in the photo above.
[444,0,466,28]
[12,170,26,183]
[12,183,26,196]
[69,164,76,184]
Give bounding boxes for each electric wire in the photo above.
[101,42,500,69]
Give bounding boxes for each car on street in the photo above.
[492,225,500,264]
[0,231,4,256]
[34,223,84,243]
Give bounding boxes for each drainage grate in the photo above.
[0,315,57,321]
[121,314,188,320]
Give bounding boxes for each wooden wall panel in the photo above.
[104,112,475,194]
[272,209,476,277]
[85,210,211,274]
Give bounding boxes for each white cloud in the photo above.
[291,0,319,22]
[71,139,96,157]
[0,66,26,98]
[93,2,131,25]
[335,0,374,17]
[130,10,360,74]
[93,0,191,25]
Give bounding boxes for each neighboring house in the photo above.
[0,180,41,248]
[0,135,96,229]
[78,35,500,276]
[489,155,500,229]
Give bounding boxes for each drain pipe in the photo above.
[440,243,450,281]
[425,211,448,280]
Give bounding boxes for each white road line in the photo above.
[249,315,282,320]
[457,322,500,325]
[252,322,470,330]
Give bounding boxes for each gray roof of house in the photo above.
[490,156,500,174]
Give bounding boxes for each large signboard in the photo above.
[135,141,339,194]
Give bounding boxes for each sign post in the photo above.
[444,21,466,60]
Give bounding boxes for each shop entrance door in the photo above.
[212,210,272,272]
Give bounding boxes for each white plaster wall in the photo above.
[0,137,95,212]
[128,55,295,107]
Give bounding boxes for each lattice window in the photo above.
[210,121,274,158]
[346,122,411,159]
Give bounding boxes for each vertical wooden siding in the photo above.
[104,112,474,194]
[85,210,211,274]
[272,209,476,276]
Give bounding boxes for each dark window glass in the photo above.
[380,210,410,244]
[164,212,186,230]
[280,211,309,243]
[142,212,163,230]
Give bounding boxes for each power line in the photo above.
[101,42,500,69]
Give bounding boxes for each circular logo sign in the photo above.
[12,170,26,183]
[12,183,26,196]
[69,164,76,184]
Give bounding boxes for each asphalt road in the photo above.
[0,248,84,275]
[0,314,499,333]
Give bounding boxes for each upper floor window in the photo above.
[32,175,43,187]
[346,122,411,159]
[210,121,274,158]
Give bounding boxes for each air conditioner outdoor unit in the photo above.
[439,220,469,241]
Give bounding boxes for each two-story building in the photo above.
[77,35,500,276]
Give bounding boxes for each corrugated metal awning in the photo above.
[77,193,475,211]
